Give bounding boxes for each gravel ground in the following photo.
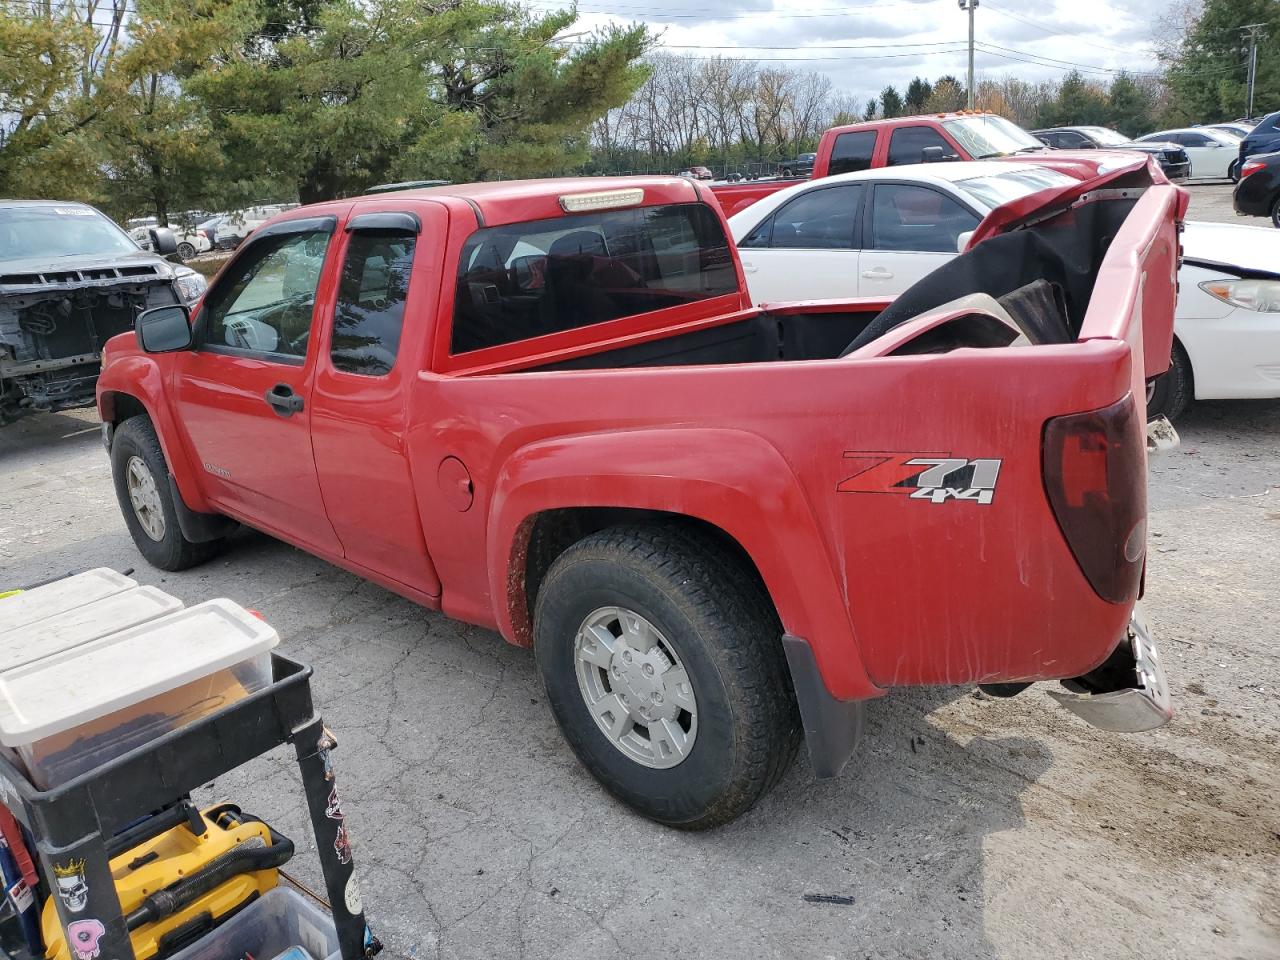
[1,182,1276,960]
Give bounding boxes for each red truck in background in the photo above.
[710,112,1054,216]
[97,166,1182,829]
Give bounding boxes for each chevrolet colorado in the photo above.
[97,169,1181,828]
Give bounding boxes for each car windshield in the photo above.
[941,116,1044,158]
[953,166,1080,209]
[0,206,139,261]
[1080,127,1131,146]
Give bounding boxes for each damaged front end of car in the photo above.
[0,265,182,424]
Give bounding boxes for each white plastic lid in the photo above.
[0,568,136,633]
[0,598,280,747]
[0,587,185,672]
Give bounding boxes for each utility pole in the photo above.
[959,0,979,110]
[1241,23,1266,120]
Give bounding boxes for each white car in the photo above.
[1133,127,1241,180]
[728,162,1280,419]
[127,224,212,261]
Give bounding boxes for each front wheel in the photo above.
[110,416,225,570]
[1146,340,1193,422]
[176,241,197,261]
[534,525,800,830]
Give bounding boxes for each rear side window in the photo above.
[451,203,736,354]
[828,131,877,175]
[330,230,416,376]
[744,185,863,250]
[887,126,955,165]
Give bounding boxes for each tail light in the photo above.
[1042,394,1146,604]
[1241,159,1266,178]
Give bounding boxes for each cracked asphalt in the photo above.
[1,183,1277,960]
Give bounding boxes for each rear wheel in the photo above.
[176,241,197,261]
[1271,195,1280,228]
[1146,340,1193,422]
[533,524,800,830]
[111,416,225,571]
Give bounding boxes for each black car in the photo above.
[1032,126,1191,181]
[0,201,207,424]
[1233,151,1280,227]
[779,153,816,178]
[1236,111,1280,171]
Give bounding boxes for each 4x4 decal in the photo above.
[837,452,1002,505]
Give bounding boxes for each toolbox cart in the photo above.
[0,571,378,960]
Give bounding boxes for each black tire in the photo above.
[1146,339,1193,422]
[1228,159,1240,183]
[1271,195,1280,229]
[110,416,224,571]
[176,241,197,261]
[534,524,801,830]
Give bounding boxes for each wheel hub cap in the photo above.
[574,606,698,769]
[125,456,165,542]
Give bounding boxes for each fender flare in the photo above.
[98,354,213,514]
[486,427,881,702]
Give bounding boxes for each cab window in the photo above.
[450,203,736,354]
[200,230,331,360]
[828,131,877,175]
[887,126,955,165]
[330,230,417,376]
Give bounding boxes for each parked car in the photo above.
[728,160,1280,421]
[710,112,1049,215]
[1236,111,1280,172]
[1205,122,1254,139]
[779,153,816,177]
[98,170,1180,827]
[0,201,207,424]
[202,204,297,251]
[1032,126,1191,181]
[1132,127,1240,180]
[1234,151,1280,226]
[128,224,212,261]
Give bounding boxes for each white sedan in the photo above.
[1133,127,1241,180]
[727,162,1280,419]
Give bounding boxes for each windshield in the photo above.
[1080,127,1131,146]
[0,206,139,261]
[953,166,1080,209]
[941,116,1044,158]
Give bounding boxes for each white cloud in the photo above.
[555,0,1178,100]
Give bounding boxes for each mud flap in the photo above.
[781,635,866,778]
[168,476,239,543]
[1047,603,1173,733]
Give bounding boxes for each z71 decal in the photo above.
[837,452,1002,505]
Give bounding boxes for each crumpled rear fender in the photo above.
[97,345,211,513]
[487,427,881,702]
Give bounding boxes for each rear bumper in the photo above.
[1233,175,1276,217]
[1161,160,1190,182]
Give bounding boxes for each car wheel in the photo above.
[111,416,225,571]
[1228,159,1240,183]
[534,524,801,830]
[176,241,197,261]
[1271,195,1280,228]
[1146,340,1193,422]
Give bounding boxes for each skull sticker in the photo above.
[53,859,89,914]
[67,919,105,960]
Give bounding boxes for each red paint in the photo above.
[98,171,1180,703]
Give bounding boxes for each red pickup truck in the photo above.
[97,167,1182,828]
[710,112,1051,216]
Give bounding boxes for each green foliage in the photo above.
[1036,70,1111,128]
[904,76,932,113]
[880,85,902,118]
[924,76,965,113]
[1107,73,1156,137]
[1164,0,1280,122]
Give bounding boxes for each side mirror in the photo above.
[135,305,193,353]
[921,146,946,163]
[148,227,178,256]
[956,230,975,253]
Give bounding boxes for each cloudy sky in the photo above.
[535,0,1177,102]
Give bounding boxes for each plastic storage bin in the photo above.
[0,568,136,633]
[167,888,339,960]
[0,599,279,788]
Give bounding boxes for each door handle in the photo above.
[861,266,894,279]
[263,383,304,417]
[741,261,758,274]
